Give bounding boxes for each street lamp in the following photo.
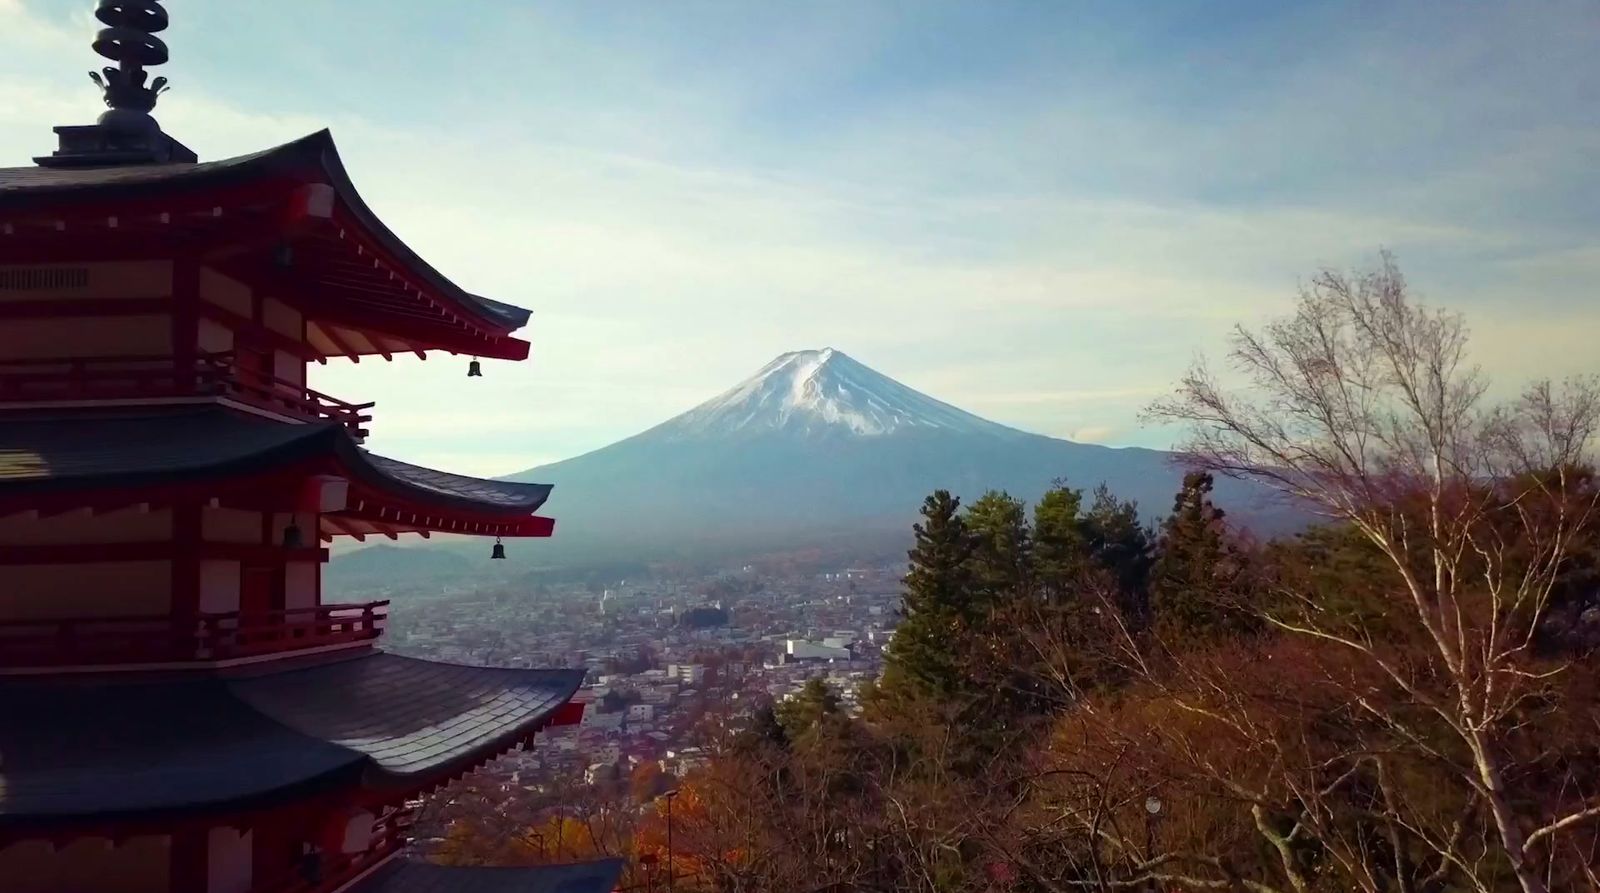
[1143,795,1163,893]
[662,789,680,893]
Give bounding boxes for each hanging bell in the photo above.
[467,358,483,378]
[490,538,506,560]
[282,522,304,549]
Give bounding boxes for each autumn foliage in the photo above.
[655,258,1600,893]
[431,259,1600,893]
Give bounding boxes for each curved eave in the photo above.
[231,654,586,790]
[0,409,556,537]
[0,129,531,338]
[349,858,627,893]
[311,137,530,333]
[329,441,556,539]
[0,407,345,513]
[0,653,585,830]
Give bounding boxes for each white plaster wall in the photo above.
[84,260,173,299]
[0,562,171,620]
[203,507,263,545]
[261,298,302,340]
[0,314,171,361]
[207,827,253,893]
[315,478,350,513]
[340,811,376,855]
[0,835,170,893]
[199,266,252,318]
[273,348,304,386]
[284,561,317,611]
[0,507,171,545]
[199,559,242,614]
[198,318,235,354]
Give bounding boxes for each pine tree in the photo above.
[880,490,977,701]
[777,676,844,740]
[1081,483,1155,613]
[1033,482,1087,602]
[965,490,1032,600]
[1150,471,1246,642]
[734,703,791,753]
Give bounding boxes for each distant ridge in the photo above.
[496,349,1296,565]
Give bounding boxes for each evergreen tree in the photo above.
[1081,483,1155,613]
[880,490,977,701]
[734,702,791,753]
[1033,482,1087,601]
[965,490,1033,600]
[1150,472,1247,642]
[777,676,844,740]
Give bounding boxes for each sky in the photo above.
[2,0,1597,476]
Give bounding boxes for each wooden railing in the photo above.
[0,601,388,668]
[0,352,373,438]
[256,807,413,893]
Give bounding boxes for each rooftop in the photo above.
[348,858,626,893]
[0,651,584,826]
[1,130,533,359]
[0,406,554,538]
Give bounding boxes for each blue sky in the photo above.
[3,1,1596,475]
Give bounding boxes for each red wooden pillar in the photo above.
[173,502,202,623]
[170,827,209,893]
[173,256,200,388]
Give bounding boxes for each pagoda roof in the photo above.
[0,406,554,537]
[0,652,584,828]
[0,130,532,358]
[349,858,627,893]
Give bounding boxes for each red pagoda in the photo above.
[0,5,621,892]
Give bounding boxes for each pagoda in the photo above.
[0,5,621,893]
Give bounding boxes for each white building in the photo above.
[626,703,655,723]
[786,639,851,662]
[668,663,706,685]
[581,710,625,732]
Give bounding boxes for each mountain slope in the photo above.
[662,348,1026,440]
[507,349,1289,563]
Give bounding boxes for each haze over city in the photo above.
[6,0,1600,891]
[4,0,1596,476]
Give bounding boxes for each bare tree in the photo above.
[1147,253,1600,893]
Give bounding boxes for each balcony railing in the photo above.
[256,807,413,893]
[0,352,373,439]
[0,601,388,668]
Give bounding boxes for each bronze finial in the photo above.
[34,0,196,167]
[88,1,173,114]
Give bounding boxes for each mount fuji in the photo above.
[659,348,1026,441]
[504,349,1285,563]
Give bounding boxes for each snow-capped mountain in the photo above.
[659,348,1024,440]
[500,350,1290,564]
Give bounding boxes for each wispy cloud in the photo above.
[3,0,1596,476]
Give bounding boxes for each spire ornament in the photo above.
[34,0,196,168]
[88,0,173,114]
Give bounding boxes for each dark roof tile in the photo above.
[0,130,530,331]
[0,406,334,490]
[348,859,626,893]
[0,406,554,516]
[0,653,583,825]
[234,655,583,779]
